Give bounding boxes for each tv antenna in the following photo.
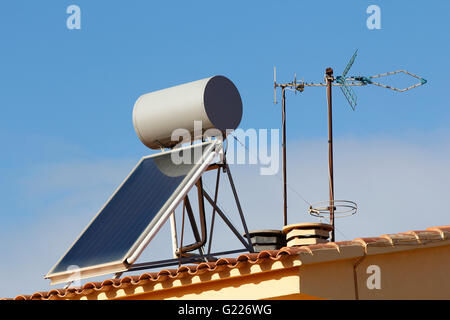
[273,50,427,241]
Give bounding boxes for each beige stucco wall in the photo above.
[296,244,450,300]
[115,261,305,300]
[357,245,450,299]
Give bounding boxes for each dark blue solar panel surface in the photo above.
[49,143,211,275]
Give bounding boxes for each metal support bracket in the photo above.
[123,160,254,274]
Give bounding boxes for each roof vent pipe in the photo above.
[245,230,286,252]
[282,223,333,247]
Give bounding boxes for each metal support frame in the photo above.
[125,248,249,272]
[122,160,254,274]
[207,166,221,255]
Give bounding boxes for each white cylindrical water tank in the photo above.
[133,75,243,149]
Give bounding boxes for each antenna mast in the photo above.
[325,67,336,241]
[274,67,300,227]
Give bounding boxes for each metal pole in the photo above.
[207,166,221,255]
[282,87,288,226]
[325,67,335,242]
[169,211,178,258]
[225,163,254,252]
[202,190,254,251]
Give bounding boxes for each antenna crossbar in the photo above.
[275,71,427,91]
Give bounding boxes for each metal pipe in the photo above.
[125,248,249,273]
[184,196,201,243]
[169,211,178,258]
[326,67,336,242]
[176,179,208,255]
[282,87,288,226]
[196,178,207,258]
[178,198,186,266]
[352,253,367,300]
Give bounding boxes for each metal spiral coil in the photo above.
[309,200,358,219]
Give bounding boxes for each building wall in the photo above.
[356,245,450,300]
[116,261,305,300]
[298,244,450,300]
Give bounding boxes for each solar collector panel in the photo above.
[46,141,218,284]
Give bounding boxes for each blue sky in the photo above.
[1,1,449,297]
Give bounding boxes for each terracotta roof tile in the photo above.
[10,224,450,300]
[380,232,419,246]
[353,237,392,247]
[401,230,442,244]
[426,225,450,240]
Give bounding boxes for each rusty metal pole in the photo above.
[325,68,335,242]
[281,86,288,226]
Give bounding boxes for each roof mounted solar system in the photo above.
[46,141,220,285]
[46,75,253,286]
